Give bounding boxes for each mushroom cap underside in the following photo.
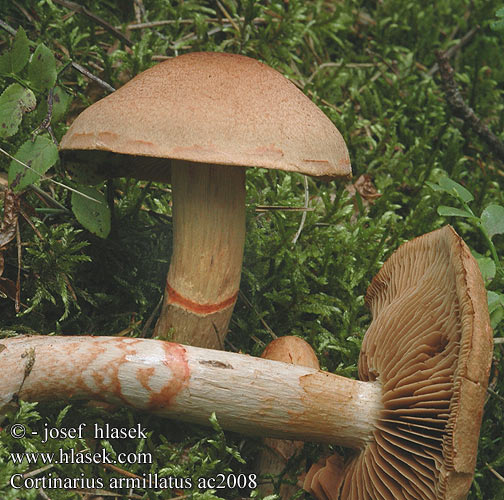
[306,226,493,500]
[60,52,351,181]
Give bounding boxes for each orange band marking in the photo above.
[166,283,238,315]
[148,342,190,409]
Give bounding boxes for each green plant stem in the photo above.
[460,198,502,275]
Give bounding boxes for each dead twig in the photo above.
[0,19,16,36]
[213,321,224,351]
[169,25,229,50]
[68,61,116,93]
[360,49,402,97]
[0,190,21,305]
[28,184,71,214]
[486,462,504,483]
[292,175,309,245]
[436,50,504,162]
[307,62,378,85]
[52,0,132,47]
[427,26,479,77]
[487,386,504,403]
[216,0,240,33]
[140,294,163,337]
[37,489,52,500]
[255,205,314,212]
[151,55,172,61]
[0,146,103,201]
[128,19,212,29]
[357,66,389,95]
[102,463,142,479]
[74,489,143,499]
[19,463,54,479]
[13,1,35,24]
[32,88,57,145]
[366,49,400,76]
[126,17,268,30]
[238,290,277,340]
[15,218,21,312]
[133,0,145,24]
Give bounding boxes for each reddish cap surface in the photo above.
[60,52,351,180]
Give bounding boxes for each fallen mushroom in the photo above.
[59,52,351,349]
[256,336,320,497]
[304,224,494,499]
[0,226,493,499]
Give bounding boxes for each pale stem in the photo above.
[154,161,246,349]
[0,336,382,449]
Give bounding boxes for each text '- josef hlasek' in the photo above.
[10,421,148,443]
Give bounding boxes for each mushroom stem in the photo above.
[0,335,382,449]
[154,161,246,348]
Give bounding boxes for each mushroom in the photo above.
[304,224,494,499]
[256,336,320,497]
[0,226,493,499]
[59,52,351,349]
[304,453,346,500]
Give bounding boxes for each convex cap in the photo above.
[60,52,351,179]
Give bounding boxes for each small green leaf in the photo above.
[481,204,504,239]
[437,205,474,218]
[51,86,72,122]
[425,181,444,193]
[28,43,57,91]
[488,291,504,330]
[438,177,474,203]
[71,185,111,239]
[0,27,30,74]
[488,291,504,309]
[54,405,72,427]
[0,83,36,138]
[491,7,504,32]
[475,256,496,282]
[8,136,58,191]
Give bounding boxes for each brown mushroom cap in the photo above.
[261,335,321,368]
[305,225,493,499]
[59,52,350,179]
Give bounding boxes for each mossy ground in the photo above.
[0,1,503,499]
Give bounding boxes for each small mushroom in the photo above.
[0,226,492,499]
[256,336,320,498]
[303,453,346,500]
[59,52,351,349]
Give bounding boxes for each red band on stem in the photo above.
[166,283,238,315]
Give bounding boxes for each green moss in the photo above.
[0,0,503,498]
